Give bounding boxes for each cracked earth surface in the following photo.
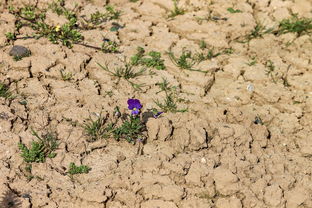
[1,0,312,207]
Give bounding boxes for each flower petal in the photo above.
[127,99,142,110]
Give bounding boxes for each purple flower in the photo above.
[127,99,142,115]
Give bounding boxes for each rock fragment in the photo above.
[9,45,31,58]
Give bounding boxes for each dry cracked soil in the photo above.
[1,0,312,207]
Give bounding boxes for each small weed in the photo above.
[131,47,166,70]
[9,2,83,48]
[83,113,113,142]
[154,79,187,113]
[167,49,200,72]
[87,5,121,25]
[104,90,114,97]
[67,162,91,175]
[5,32,16,41]
[111,99,148,143]
[83,100,162,144]
[227,7,242,13]
[247,57,257,66]
[278,15,312,36]
[48,23,82,48]
[199,40,207,49]
[49,0,76,20]
[202,48,222,60]
[98,62,145,79]
[20,5,45,21]
[101,39,119,53]
[0,83,12,99]
[110,22,124,32]
[60,70,73,81]
[223,47,234,54]
[156,78,173,93]
[13,55,22,61]
[169,0,185,18]
[13,54,29,62]
[98,60,146,90]
[18,129,58,163]
[154,93,187,113]
[112,114,144,143]
[243,23,273,42]
[265,60,278,83]
[167,47,220,72]
[281,65,291,87]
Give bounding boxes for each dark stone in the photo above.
[141,111,154,124]
[9,45,31,58]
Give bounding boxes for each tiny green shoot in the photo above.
[227,8,242,13]
[0,83,12,99]
[68,162,91,175]
[169,0,185,18]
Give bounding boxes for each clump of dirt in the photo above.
[1,0,312,207]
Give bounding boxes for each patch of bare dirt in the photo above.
[1,0,312,207]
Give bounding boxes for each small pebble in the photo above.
[247,84,254,92]
[9,45,31,58]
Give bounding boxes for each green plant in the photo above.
[20,5,45,20]
[167,49,199,72]
[83,100,161,144]
[131,47,166,70]
[0,83,12,99]
[156,78,172,93]
[101,39,119,53]
[5,32,16,41]
[265,60,277,83]
[46,22,82,48]
[98,60,146,90]
[154,78,187,113]
[247,57,257,66]
[13,55,23,61]
[83,113,113,142]
[88,5,121,25]
[112,114,144,143]
[67,162,91,175]
[244,23,273,42]
[199,40,207,49]
[227,7,242,13]
[104,90,114,97]
[9,2,82,48]
[49,0,76,20]
[198,48,222,60]
[60,70,73,81]
[223,47,234,54]
[168,0,185,18]
[278,15,312,36]
[167,47,219,72]
[154,93,187,113]
[18,129,58,163]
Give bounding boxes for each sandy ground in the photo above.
[1,0,312,207]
